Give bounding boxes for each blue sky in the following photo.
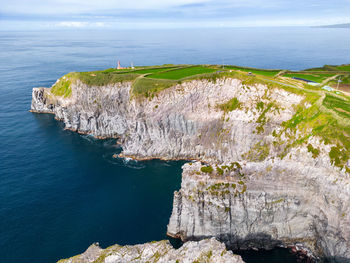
[1,0,350,29]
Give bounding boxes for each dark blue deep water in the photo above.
[1,28,350,263]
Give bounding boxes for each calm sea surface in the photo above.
[1,28,350,263]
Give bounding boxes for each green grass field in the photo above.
[283,73,336,83]
[340,75,350,84]
[99,68,133,73]
[328,74,350,86]
[131,67,178,74]
[225,66,280,77]
[336,65,350,71]
[305,64,350,72]
[99,66,179,75]
[147,66,217,80]
[323,93,350,119]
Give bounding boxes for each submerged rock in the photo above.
[57,238,244,263]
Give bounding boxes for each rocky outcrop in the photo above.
[31,76,350,262]
[31,87,57,113]
[167,161,350,262]
[31,78,301,162]
[57,238,245,263]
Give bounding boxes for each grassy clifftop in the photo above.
[50,63,350,98]
[48,63,350,170]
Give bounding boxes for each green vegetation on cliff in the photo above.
[51,76,72,97]
[72,71,140,86]
[51,63,348,99]
[51,70,140,97]
[132,77,175,98]
[271,90,350,169]
[323,94,350,118]
[217,97,241,112]
[201,166,214,174]
[49,63,350,170]
[50,65,219,98]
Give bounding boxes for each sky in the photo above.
[1,0,350,30]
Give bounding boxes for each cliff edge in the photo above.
[31,67,350,262]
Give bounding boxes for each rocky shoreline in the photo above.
[57,238,244,263]
[31,75,350,262]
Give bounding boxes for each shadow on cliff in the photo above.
[180,233,317,263]
[223,233,350,263]
[226,232,314,263]
[224,232,285,251]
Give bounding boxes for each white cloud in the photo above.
[3,0,341,16]
[1,0,350,29]
[54,21,108,28]
[1,0,211,15]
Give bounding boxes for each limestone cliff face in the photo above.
[31,78,301,162]
[57,238,244,263]
[167,161,350,262]
[31,77,350,262]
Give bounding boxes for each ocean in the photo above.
[1,27,350,263]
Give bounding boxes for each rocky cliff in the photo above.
[31,77,302,162]
[57,238,244,263]
[31,73,350,262]
[167,161,350,262]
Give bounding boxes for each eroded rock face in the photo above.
[57,238,245,263]
[31,87,57,113]
[31,78,302,162]
[167,161,350,262]
[31,78,350,262]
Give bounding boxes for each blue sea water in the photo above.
[1,28,350,263]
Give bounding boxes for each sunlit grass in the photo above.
[283,73,336,83]
[147,66,217,80]
[132,77,176,97]
[225,66,280,77]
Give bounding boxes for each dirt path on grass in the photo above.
[320,75,340,86]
